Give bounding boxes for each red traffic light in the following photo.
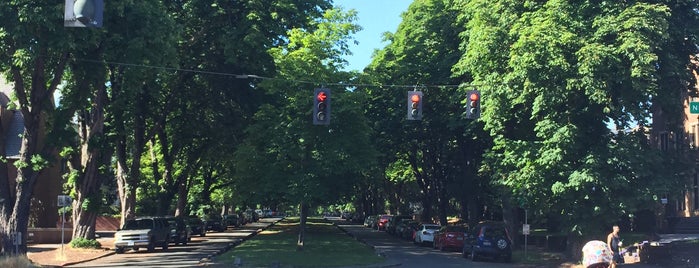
[407,91,423,120]
[469,92,479,101]
[411,94,421,103]
[313,88,331,125]
[317,91,327,102]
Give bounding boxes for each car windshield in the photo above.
[122,219,153,230]
[425,225,440,230]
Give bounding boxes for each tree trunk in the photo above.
[297,202,307,251]
[436,172,448,225]
[72,81,109,240]
[115,132,145,226]
[6,113,44,255]
[501,192,516,246]
[420,194,433,223]
[0,107,12,254]
[113,85,147,226]
[156,123,176,216]
[174,173,189,217]
[467,194,479,227]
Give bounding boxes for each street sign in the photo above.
[691,102,699,114]
[12,232,21,245]
[522,224,530,235]
[57,195,72,207]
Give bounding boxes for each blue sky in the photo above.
[333,1,413,71]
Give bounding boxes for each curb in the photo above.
[332,221,402,268]
[198,218,283,265]
[42,248,116,267]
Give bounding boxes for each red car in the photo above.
[377,215,392,230]
[433,225,468,251]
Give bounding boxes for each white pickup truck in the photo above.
[114,217,171,253]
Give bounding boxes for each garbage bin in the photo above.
[638,241,669,264]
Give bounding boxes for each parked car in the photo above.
[462,221,513,262]
[114,217,170,253]
[364,215,378,228]
[414,223,440,245]
[386,215,412,235]
[165,216,190,246]
[433,225,468,251]
[222,214,241,227]
[394,219,411,237]
[205,215,225,232]
[399,220,420,240]
[242,209,259,224]
[377,215,392,230]
[185,216,206,237]
[255,209,264,218]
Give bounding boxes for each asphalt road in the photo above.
[68,217,281,268]
[334,219,515,268]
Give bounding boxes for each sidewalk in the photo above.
[27,235,116,267]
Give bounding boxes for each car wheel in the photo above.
[470,248,479,262]
[115,247,125,254]
[147,240,155,252]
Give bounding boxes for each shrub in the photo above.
[69,237,102,249]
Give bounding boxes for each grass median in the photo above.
[216,217,385,267]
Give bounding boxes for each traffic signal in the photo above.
[407,91,423,120]
[65,0,104,27]
[313,88,331,125]
[465,90,480,119]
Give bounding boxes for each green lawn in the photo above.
[216,217,385,267]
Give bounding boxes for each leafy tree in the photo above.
[0,1,76,255]
[455,0,699,242]
[364,0,488,225]
[234,7,372,249]
[154,0,335,217]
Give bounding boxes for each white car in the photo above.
[414,223,440,245]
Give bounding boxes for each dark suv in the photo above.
[205,215,225,232]
[186,216,206,237]
[462,221,512,262]
[165,217,190,246]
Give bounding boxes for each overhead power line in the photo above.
[75,58,487,89]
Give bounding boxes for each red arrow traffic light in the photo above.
[317,91,327,102]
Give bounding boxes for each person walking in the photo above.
[607,225,623,265]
